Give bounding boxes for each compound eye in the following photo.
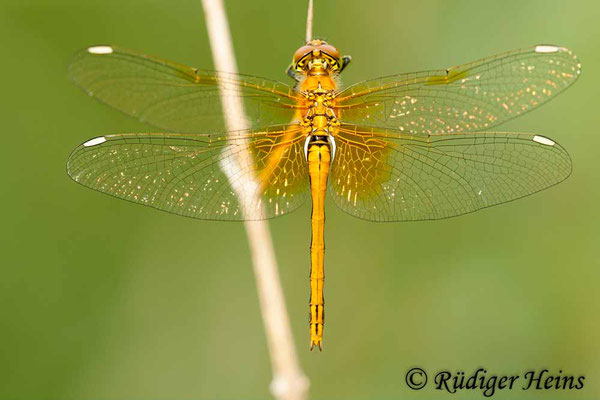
[293,45,315,63]
[320,44,341,60]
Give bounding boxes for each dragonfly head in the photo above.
[292,39,351,76]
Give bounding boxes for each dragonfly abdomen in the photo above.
[307,135,331,351]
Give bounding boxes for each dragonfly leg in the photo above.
[286,63,304,82]
[339,55,352,73]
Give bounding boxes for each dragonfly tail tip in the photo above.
[309,339,323,351]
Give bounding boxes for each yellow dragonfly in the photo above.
[67,40,580,350]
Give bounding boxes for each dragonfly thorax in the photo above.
[301,89,339,136]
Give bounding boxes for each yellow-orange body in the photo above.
[292,40,346,350]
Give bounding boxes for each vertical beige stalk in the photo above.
[305,0,313,43]
[200,1,309,400]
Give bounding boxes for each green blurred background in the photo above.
[1,0,599,399]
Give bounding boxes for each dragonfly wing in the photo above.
[67,125,309,221]
[336,45,581,134]
[329,124,571,221]
[69,46,303,133]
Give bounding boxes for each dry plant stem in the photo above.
[305,0,313,42]
[200,1,309,400]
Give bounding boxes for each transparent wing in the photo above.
[69,45,304,133]
[329,124,571,221]
[335,45,581,134]
[67,125,309,221]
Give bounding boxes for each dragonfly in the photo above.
[67,40,580,350]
